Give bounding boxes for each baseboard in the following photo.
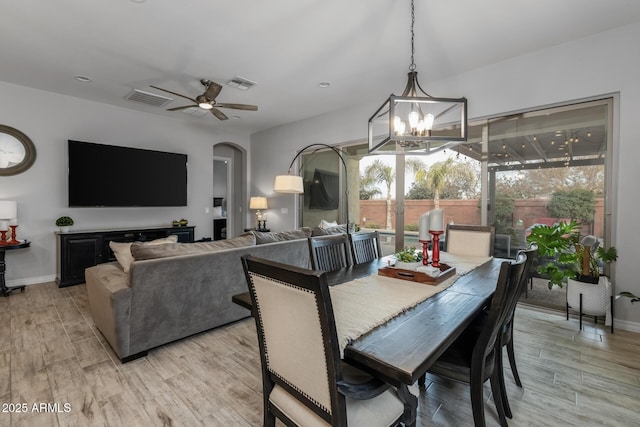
[6,275,57,287]
[613,318,640,333]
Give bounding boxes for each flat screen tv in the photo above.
[68,140,187,207]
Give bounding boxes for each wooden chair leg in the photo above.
[496,344,513,419]
[397,384,417,427]
[470,375,487,427]
[490,371,509,427]
[506,338,522,388]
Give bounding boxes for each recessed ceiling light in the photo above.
[74,75,92,83]
[130,0,146,3]
[318,81,331,88]
[231,115,241,120]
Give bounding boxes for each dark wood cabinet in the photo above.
[56,226,195,287]
[213,218,226,241]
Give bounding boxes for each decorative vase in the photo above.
[395,261,422,271]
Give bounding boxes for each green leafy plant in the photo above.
[55,216,74,227]
[526,220,618,288]
[395,246,423,263]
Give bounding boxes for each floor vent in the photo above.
[125,89,173,107]
[227,76,257,90]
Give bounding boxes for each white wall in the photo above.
[251,22,640,326]
[0,81,250,286]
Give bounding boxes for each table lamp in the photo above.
[249,197,268,231]
[0,200,17,245]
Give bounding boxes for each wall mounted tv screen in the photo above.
[68,140,188,207]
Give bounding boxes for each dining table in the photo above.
[232,254,506,424]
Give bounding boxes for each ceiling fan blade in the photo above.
[149,85,197,104]
[204,81,222,100]
[216,103,258,111]
[166,105,197,111]
[210,108,228,120]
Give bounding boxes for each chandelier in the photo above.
[368,0,467,155]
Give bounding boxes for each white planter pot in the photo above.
[566,276,611,316]
[395,261,422,271]
[58,226,71,233]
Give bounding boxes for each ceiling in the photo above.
[2,0,640,135]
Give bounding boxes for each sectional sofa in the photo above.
[85,229,316,362]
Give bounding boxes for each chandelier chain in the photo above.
[409,0,416,71]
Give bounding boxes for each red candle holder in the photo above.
[0,230,8,246]
[418,239,430,265]
[430,230,444,267]
[8,225,19,244]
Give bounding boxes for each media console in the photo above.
[55,225,195,287]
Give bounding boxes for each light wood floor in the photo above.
[2,281,639,426]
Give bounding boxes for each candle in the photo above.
[429,208,444,232]
[418,212,430,241]
[0,220,7,231]
[9,218,18,226]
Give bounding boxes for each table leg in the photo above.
[397,383,417,426]
[0,251,26,297]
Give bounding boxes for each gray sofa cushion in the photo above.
[253,227,312,244]
[131,234,256,260]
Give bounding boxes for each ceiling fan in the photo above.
[150,79,258,120]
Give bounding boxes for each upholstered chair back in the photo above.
[445,224,495,257]
[242,255,346,424]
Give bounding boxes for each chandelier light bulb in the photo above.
[408,111,420,128]
[423,113,435,130]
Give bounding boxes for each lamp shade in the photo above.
[0,200,17,219]
[249,196,268,210]
[274,174,304,194]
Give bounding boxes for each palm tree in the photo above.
[418,158,454,209]
[363,158,426,230]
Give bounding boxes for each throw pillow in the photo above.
[319,219,338,228]
[110,235,178,273]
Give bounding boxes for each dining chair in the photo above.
[308,234,351,272]
[348,231,382,265]
[495,246,537,418]
[445,224,495,257]
[422,252,527,427]
[241,255,411,427]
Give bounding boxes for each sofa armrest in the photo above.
[85,263,132,359]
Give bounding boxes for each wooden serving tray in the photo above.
[378,263,456,285]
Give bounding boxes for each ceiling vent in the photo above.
[227,76,257,90]
[125,89,173,107]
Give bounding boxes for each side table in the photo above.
[0,240,30,297]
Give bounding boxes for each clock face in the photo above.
[0,125,36,176]
[0,133,26,168]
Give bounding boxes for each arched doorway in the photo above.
[213,142,247,239]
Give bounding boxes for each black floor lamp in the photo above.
[273,143,351,233]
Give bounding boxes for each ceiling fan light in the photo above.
[198,102,213,110]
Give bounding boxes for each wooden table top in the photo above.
[232,256,506,388]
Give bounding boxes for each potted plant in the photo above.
[394,246,423,270]
[55,216,74,232]
[526,220,618,288]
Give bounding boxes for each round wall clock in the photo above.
[0,124,36,176]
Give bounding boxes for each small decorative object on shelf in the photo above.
[172,219,189,227]
[55,216,74,233]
